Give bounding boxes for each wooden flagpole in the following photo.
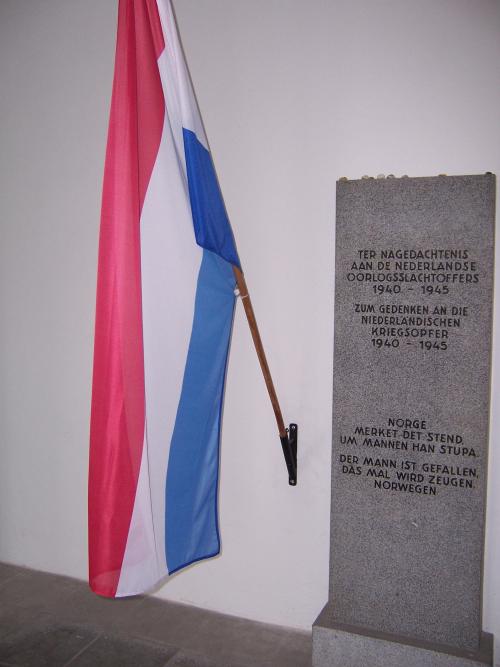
[233,266,297,484]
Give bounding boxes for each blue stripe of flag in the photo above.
[165,128,239,573]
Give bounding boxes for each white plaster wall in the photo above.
[1,0,500,656]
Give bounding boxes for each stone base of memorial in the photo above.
[312,174,495,667]
[313,606,493,667]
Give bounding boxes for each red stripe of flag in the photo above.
[89,0,165,597]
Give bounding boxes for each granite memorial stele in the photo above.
[313,174,495,667]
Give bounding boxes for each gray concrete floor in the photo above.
[0,563,312,666]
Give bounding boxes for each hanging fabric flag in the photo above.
[88,0,240,598]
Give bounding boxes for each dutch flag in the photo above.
[89,0,240,597]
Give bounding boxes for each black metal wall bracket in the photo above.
[280,423,298,486]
